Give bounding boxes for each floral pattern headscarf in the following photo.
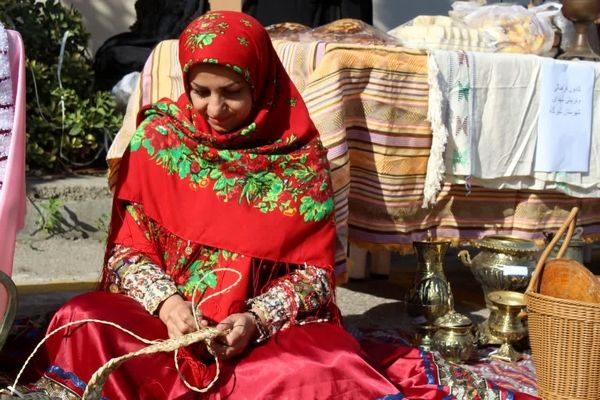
[110,11,336,268]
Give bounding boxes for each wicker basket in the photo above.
[525,207,600,400]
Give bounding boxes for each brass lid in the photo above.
[475,235,540,255]
[434,310,473,328]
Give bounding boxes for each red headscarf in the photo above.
[105,12,336,316]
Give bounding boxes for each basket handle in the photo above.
[526,207,579,294]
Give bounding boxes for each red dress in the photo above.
[40,292,397,399]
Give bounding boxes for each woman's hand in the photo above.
[158,294,207,338]
[210,312,258,360]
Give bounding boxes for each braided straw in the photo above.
[82,327,224,399]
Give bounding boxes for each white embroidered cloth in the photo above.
[424,49,600,207]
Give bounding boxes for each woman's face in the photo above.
[188,63,253,133]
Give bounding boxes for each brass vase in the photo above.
[406,240,452,348]
[559,0,600,61]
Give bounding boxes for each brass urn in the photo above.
[458,235,540,309]
[559,0,600,61]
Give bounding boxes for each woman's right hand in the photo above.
[158,294,206,338]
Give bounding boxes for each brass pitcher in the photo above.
[406,240,451,324]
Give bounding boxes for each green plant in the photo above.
[34,196,66,235]
[1,0,122,173]
[94,212,110,243]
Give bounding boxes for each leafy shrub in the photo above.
[1,0,122,173]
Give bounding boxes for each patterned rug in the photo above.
[353,326,538,398]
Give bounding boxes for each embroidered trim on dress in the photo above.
[247,265,332,336]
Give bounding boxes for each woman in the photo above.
[27,11,540,400]
[31,11,398,399]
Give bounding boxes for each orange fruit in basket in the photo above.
[539,258,600,303]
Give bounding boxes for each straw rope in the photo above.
[83,327,224,399]
[8,268,243,399]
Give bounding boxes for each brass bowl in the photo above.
[562,0,600,23]
[487,291,528,362]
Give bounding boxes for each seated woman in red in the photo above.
[31,11,398,399]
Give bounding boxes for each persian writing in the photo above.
[549,83,583,117]
[536,60,594,172]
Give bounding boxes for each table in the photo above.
[276,40,600,267]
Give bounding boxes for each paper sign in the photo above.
[502,265,529,277]
[535,60,594,172]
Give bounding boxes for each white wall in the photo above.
[60,1,241,55]
[60,0,136,55]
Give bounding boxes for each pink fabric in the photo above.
[0,30,26,317]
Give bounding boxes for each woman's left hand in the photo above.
[211,312,258,360]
